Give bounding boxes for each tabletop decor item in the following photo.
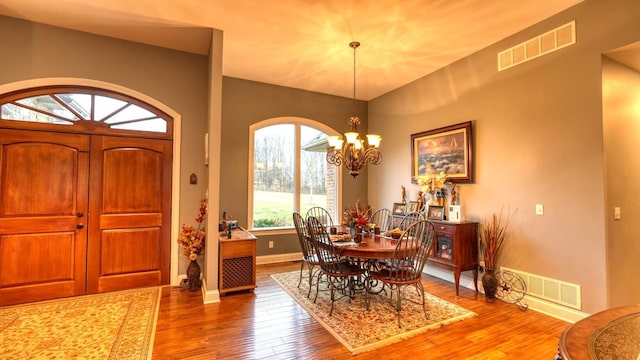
[479,208,516,301]
[177,197,207,291]
[416,170,449,206]
[342,200,371,233]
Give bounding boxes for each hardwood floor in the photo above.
[152,261,570,359]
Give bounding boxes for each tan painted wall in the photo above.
[602,56,640,307]
[0,15,211,277]
[220,77,369,255]
[368,0,640,314]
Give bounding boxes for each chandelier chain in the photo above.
[349,41,360,130]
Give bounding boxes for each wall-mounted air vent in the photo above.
[501,266,582,310]
[498,21,576,71]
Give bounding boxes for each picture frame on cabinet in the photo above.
[427,205,445,220]
[392,202,406,215]
[408,201,420,213]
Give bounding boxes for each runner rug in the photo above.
[271,270,476,355]
[0,287,162,360]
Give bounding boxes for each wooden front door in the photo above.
[0,130,172,305]
[87,135,172,293]
[0,129,90,305]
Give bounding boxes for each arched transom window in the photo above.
[0,86,170,134]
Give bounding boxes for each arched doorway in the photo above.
[0,85,176,305]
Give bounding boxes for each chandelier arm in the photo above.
[362,148,382,165]
[326,149,345,166]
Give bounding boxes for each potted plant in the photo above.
[479,208,515,302]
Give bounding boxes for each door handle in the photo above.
[76,223,84,229]
[76,212,84,217]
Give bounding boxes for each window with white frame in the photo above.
[249,118,339,230]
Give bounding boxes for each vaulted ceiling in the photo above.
[0,0,587,100]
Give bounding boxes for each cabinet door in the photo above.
[432,223,455,262]
[434,232,454,262]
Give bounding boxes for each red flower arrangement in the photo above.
[177,197,207,261]
[342,200,371,228]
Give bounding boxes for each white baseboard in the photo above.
[232,253,589,323]
[257,252,302,265]
[423,264,588,323]
[201,279,221,304]
[192,254,300,304]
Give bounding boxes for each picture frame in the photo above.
[408,201,420,213]
[392,202,406,215]
[427,205,445,221]
[411,121,473,184]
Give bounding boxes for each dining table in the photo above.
[326,231,400,295]
[556,305,640,360]
[335,233,400,260]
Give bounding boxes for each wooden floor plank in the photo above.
[152,261,569,359]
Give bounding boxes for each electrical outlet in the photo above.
[535,204,544,215]
[268,240,274,248]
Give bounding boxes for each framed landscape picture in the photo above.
[411,121,473,184]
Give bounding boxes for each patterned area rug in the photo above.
[271,270,476,355]
[0,287,161,360]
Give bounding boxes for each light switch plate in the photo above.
[535,204,544,215]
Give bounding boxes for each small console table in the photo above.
[219,227,257,295]
[427,220,479,296]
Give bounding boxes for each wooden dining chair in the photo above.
[398,211,424,230]
[305,206,334,227]
[370,208,393,232]
[365,219,435,327]
[306,216,366,316]
[292,212,321,298]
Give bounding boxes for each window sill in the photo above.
[248,228,296,237]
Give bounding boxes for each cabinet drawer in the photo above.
[433,223,455,235]
[220,240,254,257]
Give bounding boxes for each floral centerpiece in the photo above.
[416,171,449,204]
[177,197,207,261]
[342,200,371,230]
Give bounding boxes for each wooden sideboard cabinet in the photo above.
[219,227,257,295]
[427,220,479,296]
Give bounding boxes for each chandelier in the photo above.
[326,41,382,178]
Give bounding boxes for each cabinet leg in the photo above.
[473,268,479,292]
[454,269,461,296]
